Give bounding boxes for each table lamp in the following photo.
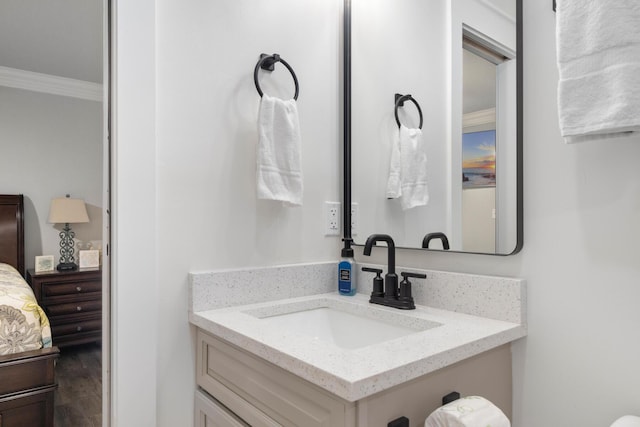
[48,195,89,271]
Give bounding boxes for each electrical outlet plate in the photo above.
[324,201,341,236]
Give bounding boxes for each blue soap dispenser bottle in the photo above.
[338,247,357,296]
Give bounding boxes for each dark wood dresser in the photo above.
[27,268,102,348]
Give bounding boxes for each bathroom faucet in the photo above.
[363,234,397,299]
[363,234,425,310]
[422,232,450,250]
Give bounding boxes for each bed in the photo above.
[0,194,59,427]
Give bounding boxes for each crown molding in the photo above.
[477,0,516,24]
[0,66,103,102]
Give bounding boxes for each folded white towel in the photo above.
[386,125,429,210]
[556,0,640,143]
[257,94,303,206]
[386,128,402,199]
[424,396,510,427]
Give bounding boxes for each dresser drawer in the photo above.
[42,280,101,297]
[27,268,102,348]
[45,299,102,316]
[51,318,101,337]
[0,347,59,396]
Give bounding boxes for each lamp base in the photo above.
[57,262,78,272]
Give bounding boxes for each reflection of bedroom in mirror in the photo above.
[0,1,108,426]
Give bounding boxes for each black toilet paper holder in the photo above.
[442,391,461,405]
[386,391,461,427]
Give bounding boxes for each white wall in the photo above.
[360,1,640,426]
[0,86,103,270]
[113,0,640,426]
[462,187,495,252]
[154,0,341,425]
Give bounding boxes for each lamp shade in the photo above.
[48,197,90,224]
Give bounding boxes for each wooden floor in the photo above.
[54,342,102,427]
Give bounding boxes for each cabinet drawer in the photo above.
[45,300,101,316]
[0,386,56,427]
[0,347,58,396]
[195,389,250,427]
[42,280,101,297]
[51,318,101,337]
[197,330,354,427]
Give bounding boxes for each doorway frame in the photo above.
[108,0,159,425]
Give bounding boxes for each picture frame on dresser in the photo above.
[79,249,101,269]
[35,255,55,273]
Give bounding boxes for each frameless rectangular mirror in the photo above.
[344,0,522,255]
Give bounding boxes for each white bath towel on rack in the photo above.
[386,125,429,210]
[556,0,640,143]
[386,128,402,200]
[257,94,303,206]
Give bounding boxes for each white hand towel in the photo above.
[386,125,429,210]
[424,396,510,427]
[257,94,303,206]
[386,128,402,199]
[556,0,640,143]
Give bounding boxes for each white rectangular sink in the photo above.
[190,292,525,401]
[252,305,437,349]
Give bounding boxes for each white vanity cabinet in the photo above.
[195,389,249,427]
[196,330,355,426]
[195,329,513,427]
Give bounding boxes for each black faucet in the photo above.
[362,234,425,310]
[422,232,450,250]
[363,234,397,300]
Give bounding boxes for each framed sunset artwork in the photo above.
[462,129,496,189]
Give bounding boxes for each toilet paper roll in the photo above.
[611,415,640,427]
[424,396,510,427]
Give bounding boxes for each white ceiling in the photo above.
[463,49,497,114]
[486,0,516,20]
[0,0,103,83]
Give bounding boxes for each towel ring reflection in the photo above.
[394,93,423,129]
[254,53,299,100]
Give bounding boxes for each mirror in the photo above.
[345,0,522,255]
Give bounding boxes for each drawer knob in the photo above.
[77,326,83,332]
[76,286,82,292]
[76,306,82,311]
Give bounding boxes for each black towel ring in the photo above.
[394,93,423,129]
[254,53,299,100]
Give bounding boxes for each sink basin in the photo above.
[244,298,441,350]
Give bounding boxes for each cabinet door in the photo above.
[195,389,249,427]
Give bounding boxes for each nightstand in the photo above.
[27,268,102,347]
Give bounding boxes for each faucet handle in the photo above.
[400,271,426,280]
[398,271,426,309]
[362,267,384,298]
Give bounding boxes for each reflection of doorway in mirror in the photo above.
[461,33,506,253]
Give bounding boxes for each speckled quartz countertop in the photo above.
[189,263,527,402]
